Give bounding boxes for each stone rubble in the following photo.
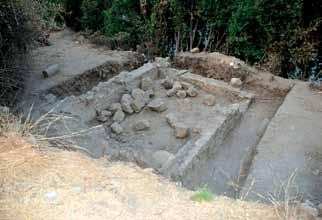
[97,110,112,122]
[230,78,243,88]
[187,87,198,97]
[176,90,187,99]
[148,98,167,112]
[141,77,154,91]
[131,88,147,112]
[133,120,150,131]
[203,94,216,106]
[109,103,122,112]
[121,94,134,114]
[113,110,125,123]
[111,122,123,134]
[161,77,174,90]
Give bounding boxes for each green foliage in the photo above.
[191,186,214,202]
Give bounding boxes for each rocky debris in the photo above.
[109,103,122,112]
[187,87,198,97]
[131,88,147,112]
[145,88,155,99]
[230,78,243,88]
[166,113,178,128]
[113,110,125,123]
[298,201,319,218]
[141,77,154,91]
[174,123,189,139]
[180,81,192,90]
[190,47,200,53]
[161,77,174,90]
[155,57,171,68]
[176,90,187,99]
[121,94,134,114]
[166,88,177,97]
[133,120,150,131]
[173,81,182,90]
[203,94,216,106]
[148,98,167,112]
[111,122,123,134]
[97,110,113,122]
[43,64,60,78]
[152,150,175,169]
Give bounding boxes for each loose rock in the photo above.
[187,87,198,97]
[230,78,243,88]
[166,113,178,128]
[203,94,216,106]
[161,77,174,90]
[176,90,187,99]
[111,122,123,134]
[166,88,177,97]
[113,110,125,122]
[174,123,189,139]
[152,150,175,169]
[97,110,112,122]
[131,88,147,112]
[109,103,122,112]
[173,81,182,91]
[121,94,134,114]
[148,98,167,112]
[180,81,192,90]
[141,77,154,91]
[133,120,150,131]
[190,47,200,53]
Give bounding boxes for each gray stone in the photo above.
[187,87,199,97]
[113,110,125,122]
[203,94,216,106]
[97,110,112,122]
[152,150,175,169]
[180,81,192,90]
[141,77,154,91]
[230,78,243,88]
[166,113,178,128]
[174,123,189,139]
[173,81,182,91]
[148,98,167,112]
[161,77,174,90]
[121,94,134,114]
[133,120,150,131]
[131,88,147,112]
[166,88,177,97]
[190,47,200,53]
[176,90,187,99]
[111,122,123,134]
[109,103,122,112]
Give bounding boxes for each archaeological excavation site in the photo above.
[8,29,320,209]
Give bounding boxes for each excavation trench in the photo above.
[27,59,292,200]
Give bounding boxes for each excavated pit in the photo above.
[30,61,291,200]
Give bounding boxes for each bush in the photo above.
[0,1,38,106]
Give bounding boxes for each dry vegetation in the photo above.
[2,111,312,220]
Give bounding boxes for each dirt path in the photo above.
[18,29,143,112]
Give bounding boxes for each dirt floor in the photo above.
[0,131,309,220]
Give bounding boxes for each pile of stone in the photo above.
[166,113,189,139]
[96,76,158,135]
[161,78,199,99]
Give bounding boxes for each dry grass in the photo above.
[0,112,312,220]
